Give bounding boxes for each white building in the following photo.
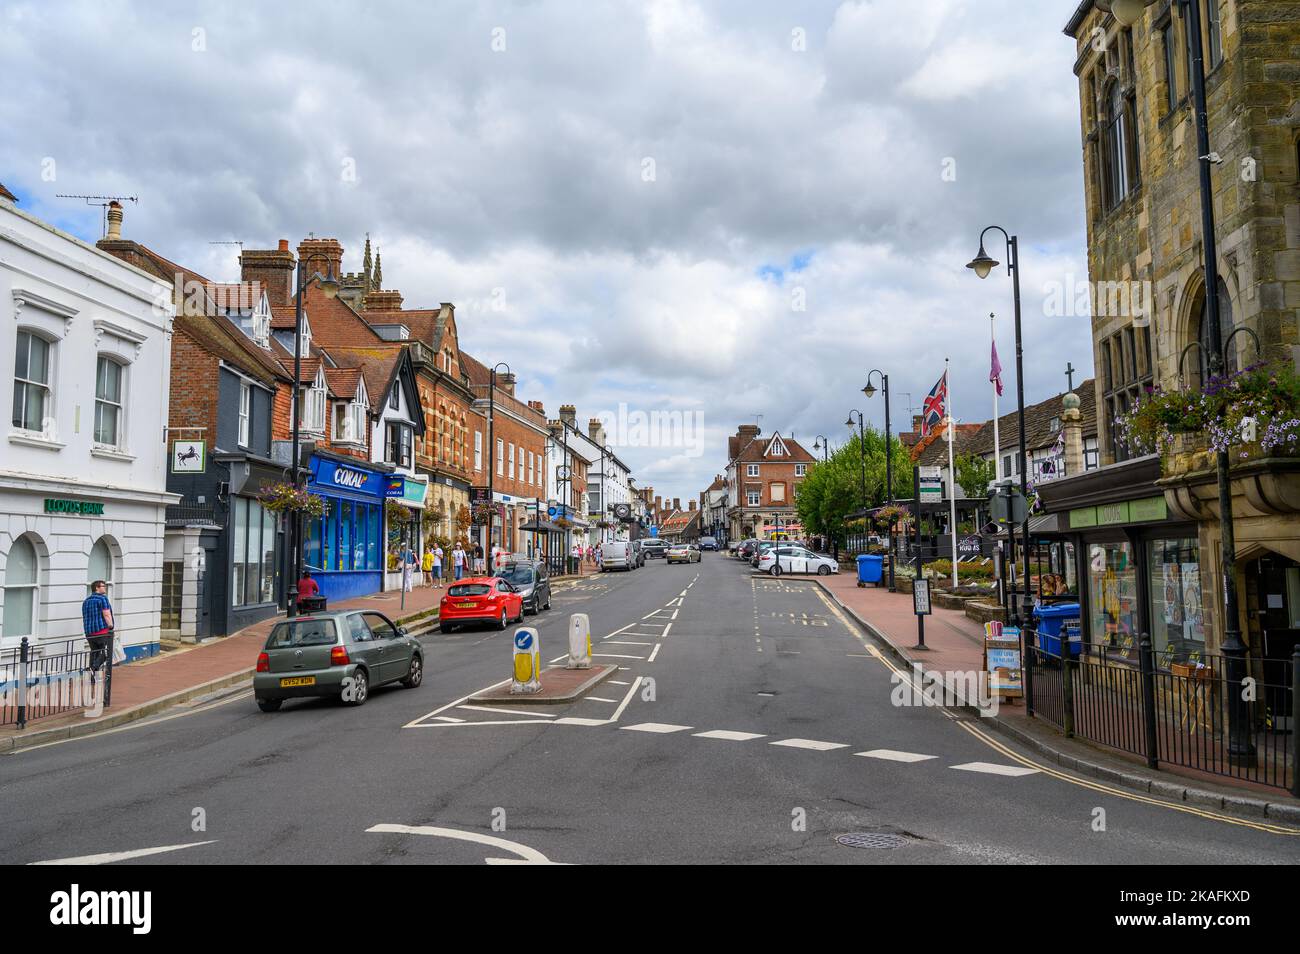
[583,416,633,543]
[1,195,177,660]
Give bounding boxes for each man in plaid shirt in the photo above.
[82,580,114,674]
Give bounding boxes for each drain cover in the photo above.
[836,832,911,850]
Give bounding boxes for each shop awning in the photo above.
[520,519,560,532]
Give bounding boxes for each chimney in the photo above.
[673,497,681,511]
[240,239,296,308]
[588,417,605,445]
[912,414,923,434]
[297,238,344,285]
[527,400,546,416]
[363,289,404,312]
[559,404,577,427]
[654,495,661,512]
[737,423,760,442]
[105,200,123,240]
[688,500,697,511]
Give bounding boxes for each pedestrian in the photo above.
[473,541,485,574]
[432,542,444,588]
[422,544,435,586]
[595,544,603,570]
[453,541,467,580]
[400,543,417,592]
[296,569,320,613]
[82,580,114,677]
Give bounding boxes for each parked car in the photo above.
[756,545,840,577]
[254,611,423,712]
[438,577,525,632]
[698,536,719,551]
[749,541,779,567]
[642,539,668,559]
[601,540,636,571]
[666,543,701,564]
[736,539,760,559]
[497,560,551,615]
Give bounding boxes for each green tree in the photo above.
[953,452,995,499]
[796,426,913,547]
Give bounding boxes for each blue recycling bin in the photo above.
[856,554,883,587]
[1034,602,1082,657]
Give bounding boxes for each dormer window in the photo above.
[768,435,786,457]
[299,368,327,434]
[333,378,369,444]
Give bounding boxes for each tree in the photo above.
[796,426,913,547]
[953,452,995,499]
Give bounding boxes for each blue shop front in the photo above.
[302,454,388,601]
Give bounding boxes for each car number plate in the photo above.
[457,602,476,608]
[279,676,315,688]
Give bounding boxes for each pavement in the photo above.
[2,553,1299,865]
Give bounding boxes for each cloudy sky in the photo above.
[1,0,1093,501]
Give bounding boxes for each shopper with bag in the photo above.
[82,580,114,677]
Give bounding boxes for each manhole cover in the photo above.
[836,832,911,850]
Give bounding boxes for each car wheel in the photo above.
[818,565,831,576]
[497,608,509,630]
[770,564,782,577]
[343,668,368,707]
[401,655,424,688]
[257,698,282,713]
[543,592,551,610]
[514,603,524,623]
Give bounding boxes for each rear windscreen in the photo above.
[449,583,492,597]
[267,619,337,648]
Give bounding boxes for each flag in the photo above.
[989,340,1004,397]
[921,371,947,437]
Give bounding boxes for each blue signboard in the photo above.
[514,631,533,650]
[650,526,659,537]
[309,457,385,499]
[384,476,406,498]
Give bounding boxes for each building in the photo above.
[700,475,728,543]
[658,499,701,543]
[584,417,634,544]
[1,193,177,659]
[1057,1,1300,664]
[724,425,815,541]
[544,411,592,566]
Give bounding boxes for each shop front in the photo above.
[302,454,389,601]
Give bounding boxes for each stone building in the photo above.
[1053,1,1300,664]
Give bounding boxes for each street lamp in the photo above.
[864,370,894,588]
[845,410,867,548]
[286,253,340,618]
[485,362,510,565]
[966,225,1030,629]
[812,435,830,462]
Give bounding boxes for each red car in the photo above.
[439,577,525,633]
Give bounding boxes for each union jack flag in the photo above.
[921,371,947,438]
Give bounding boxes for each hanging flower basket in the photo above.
[260,482,329,519]
[386,499,413,526]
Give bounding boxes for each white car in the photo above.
[756,545,839,577]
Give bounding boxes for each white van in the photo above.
[601,541,635,572]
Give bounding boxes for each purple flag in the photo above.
[990,340,1004,397]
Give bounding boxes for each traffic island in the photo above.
[467,663,619,706]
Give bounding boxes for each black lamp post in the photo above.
[864,370,894,588]
[845,410,867,551]
[967,227,1030,628]
[812,435,830,462]
[485,362,510,563]
[1098,0,1252,763]
[286,254,340,618]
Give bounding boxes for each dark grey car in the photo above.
[498,560,552,615]
[253,611,424,712]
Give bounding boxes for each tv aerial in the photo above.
[55,194,139,238]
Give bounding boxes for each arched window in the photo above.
[89,537,114,596]
[3,535,39,639]
[1192,278,1238,387]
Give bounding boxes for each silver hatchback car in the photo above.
[254,611,424,712]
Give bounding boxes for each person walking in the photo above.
[473,542,485,574]
[82,580,114,678]
[595,544,603,571]
[422,544,435,587]
[432,542,444,588]
[453,541,467,580]
[400,542,418,592]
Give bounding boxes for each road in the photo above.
[2,554,1298,865]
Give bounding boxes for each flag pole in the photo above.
[991,313,1001,481]
[946,358,958,590]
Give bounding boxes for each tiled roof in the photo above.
[204,282,261,311]
[324,367,363,401]
[323,345,404,409]
[0,181,16,202]
[173,313,288,387]
[734,431,815,463]
[298,282,386,348]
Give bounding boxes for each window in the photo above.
[475,430,483,471]
[299,371,326,433]
[238,381,250,447]
[1102,81,1134,209]
[1163,19,1179,111]
[771,483,786,503]
[795,463,806,477]
[95,357,124,447]
[1194,278,1238,386]
[747,491,760,506]
[13,330,51,432]
[528,450,534,485]
[1147,537,1205,663]
[389,386,400,411]
[386,423,412,468]
[3,535,39,639]
[88,537,113,596]
[1087,542,1138,651]
[496,438,503,476]
[746,463,759,477]
[334,396,366,444]
[1206,0,1223,67]
[509,442,516,480]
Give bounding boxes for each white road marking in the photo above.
[553,717,611,726]
[776,650,801,655]
[405,678,510,727]
[593,653,644,660]
[660,622,673,637]
[367,824,557,864]
[667,597,683,607]
[693,730,766,741]
[671,608,679,619]
[621,722,693,734]
[604,621,638,638]
[647,644,661,663]
[458,704,557,718]
[432,716,465,723]
[951,762,1041,777]
[609,680,631,686]
[604,640,653,646]
[769,738,848,751]
[585,696,618,703]
[610,676,643,721]
[411,719,552,729]
[856,749,937,763]
[29,840,217,866]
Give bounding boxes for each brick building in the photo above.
[724,425,815,541]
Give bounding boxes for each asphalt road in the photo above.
[2,554,1299,865]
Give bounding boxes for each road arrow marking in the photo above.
[29,840,217,866]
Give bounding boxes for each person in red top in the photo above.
[296,570,320,611]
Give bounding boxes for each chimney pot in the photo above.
[278,239,289,252]
[673,497,681,511]
[240,244,297,308]
[105,200,123,240]
[689,500,696,511]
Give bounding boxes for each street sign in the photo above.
[913,578,932,616]
[171,440,206,473]
[918,466,943,504]
[990,486,1028,524]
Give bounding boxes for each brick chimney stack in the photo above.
[240,239,296,308]
[654,495,661,513]
[363,289,404,312]
[588,417,605,445]
[559,404,577,427]
[688,500,697,511]
[673,497,681,511]
[297,238,344,284]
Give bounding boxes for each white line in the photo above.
[604,640,653,646]
[553,717,611,726]
[367,824,555,864]
[410,719,553,729]
[585,696,618,703]
[647,644,661,663]
[404,678,510,727]
[610,676,643,721]
[609,680,631,686]
[678,590,688,597]
[621,722,692,734]
[776,650,801,655]
[950,762,1041,777]
[604,621,638,638]
[671,609,679,620]
[548,654,567,664]
[432,716,465,723]
[856,749,937,763]
[769,738,849,751]
[593,653,645,660]
[693,730,765,741]
[667,597,683,607]
[458,704,557,718]
[29,840,217,866]
[661,622,673,638]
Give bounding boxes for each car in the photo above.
[756,545,841,577]
[641,539,668,559]
[749,541,779,567]
[497,560,551,615]
[698,536,719,551]
[254,610,423,712]
[666,543,701,564]
[438,577,525,632]
[601,540,636,571]
[628,539,646,567]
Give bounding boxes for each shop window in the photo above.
[1147,537,1205,665]
[261,507,275,602]
[3,534,40,639]
[368,505,381,570]
[95,357,125,447]
[1087,542,1139,652]
[339,501,353,572]
[13,330,52,432]
[304,512,322,571]
[232,498,275,606]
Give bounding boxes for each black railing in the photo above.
[1027,632,1298,794]
[0,637,112,729]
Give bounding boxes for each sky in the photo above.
[0,0,1094,503]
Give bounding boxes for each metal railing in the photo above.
[0,637,113,729]
[1027,633,1298,794]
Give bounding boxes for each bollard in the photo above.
[567,613,591,670]
[510,626,541,694]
